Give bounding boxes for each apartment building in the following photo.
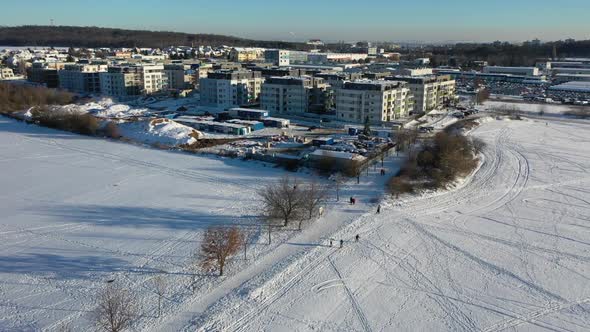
[307,53,369,64]
[193,63,213,88]
[264,49,290,67]
[335,80,413,124]
[0,67,16,80]
[394,68,434,77]
[142,64,167,94]
[164,63,194,90]
[391,75,456,113]
[229,48,264,62]
[260,76,330,115]
[289,51,309,64]
[27,62,68,88]
[99,65,144,98]
[58,63,107,94]
[200,70,264,107]
[251,67,309,79]
[315,72,363,88]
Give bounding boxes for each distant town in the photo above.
[1,17,590,332]
[2,37,590,119]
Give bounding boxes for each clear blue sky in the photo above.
[4,0,589,42]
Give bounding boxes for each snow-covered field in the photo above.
[2,108,590,331]
[188,115,590,331]
[0,117,327,331]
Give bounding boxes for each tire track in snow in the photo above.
[482,298,590,332]
[327,256,372,332]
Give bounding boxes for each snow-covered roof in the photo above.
[310,149,366,161]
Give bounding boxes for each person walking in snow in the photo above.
[350,196,354,205]
[329,239,333,247]
[340,239,344,248]
[377,205,381,214]
[355,234,360,242]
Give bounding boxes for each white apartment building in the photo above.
[335,80,413,124]
[58,63,107,93]
[164,63,195,90]
[264,49,290,67]
[394,68,433,77]
[393,75,456,113]
[200,70,264,107]
[99,65,144,98]
[260,76,329,115]
[194,63,213,88]
[142,64,167,94]
[0,67,17,80]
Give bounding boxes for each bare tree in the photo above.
[200,227,243,276]
[345,161,363,184]
[241,227,257,260]
[300,181,329,229]
[333,173,345,201]
[257,176,305,227]
[94,285,139,332]
[152,276,167,317]
[261,217,279,245]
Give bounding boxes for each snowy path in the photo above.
[192,117,590,331]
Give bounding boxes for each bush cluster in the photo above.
[388,132,482,195]
[32,107,99,135]
[0,83,74,114]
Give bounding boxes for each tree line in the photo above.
[0,25,308,50]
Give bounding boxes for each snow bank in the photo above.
[90,104,149,119]
[118,118,203,147]
[483,100,574,115]
[55,98,150,119]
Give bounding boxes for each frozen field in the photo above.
[192,116,590,331]
[2,111,590,331]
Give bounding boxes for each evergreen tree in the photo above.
[363,116,371,136]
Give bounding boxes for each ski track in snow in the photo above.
[186,116,590,332]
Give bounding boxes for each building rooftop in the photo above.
[341,79,407,91]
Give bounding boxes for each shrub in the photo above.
[102,122,121,139]
[387,176,414,196]
[33,108,99,135]
[0,83,73,114]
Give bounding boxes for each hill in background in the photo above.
[0,25,306,49]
